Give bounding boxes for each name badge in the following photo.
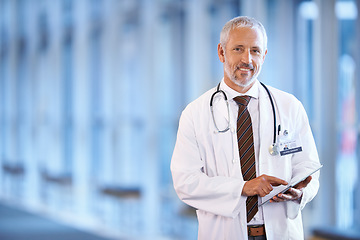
[279,139,302,156]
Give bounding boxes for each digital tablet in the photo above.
[259,165,323,207]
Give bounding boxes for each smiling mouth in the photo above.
[236,67,253,75]
[238,67,252,72]
[237,63,254,72]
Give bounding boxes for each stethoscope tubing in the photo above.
[210,82,277,146]
[259,82,277,144]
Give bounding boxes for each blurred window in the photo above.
[335,0,358,230]
[62,0,74,174]
[89,0,104,178]
[295,1,319,120]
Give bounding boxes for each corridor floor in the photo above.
[0,202,116,240]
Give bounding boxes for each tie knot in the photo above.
[233,96,251,107]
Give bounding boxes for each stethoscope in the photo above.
[210,82,281,156]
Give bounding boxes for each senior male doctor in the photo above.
[171,16,320,240]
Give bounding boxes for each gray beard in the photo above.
[224,64,258,88]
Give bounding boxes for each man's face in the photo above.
[218,27,267,92]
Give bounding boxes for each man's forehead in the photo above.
[227,27,265,48]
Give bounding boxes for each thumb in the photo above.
[295,176,312,189]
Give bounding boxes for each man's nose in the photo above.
[240,50,251,64]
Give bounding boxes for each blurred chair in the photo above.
[2,161,25,199]
[99,185,141,236]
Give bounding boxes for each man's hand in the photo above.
[271,176,312,203]
[241,175,288,197]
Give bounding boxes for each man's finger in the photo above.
[265,176,288,186]
[278,193,293,200]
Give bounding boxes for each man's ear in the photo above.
[218,43,225,63]
[262,49,268,63]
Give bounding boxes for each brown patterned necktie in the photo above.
[233,96,258,223]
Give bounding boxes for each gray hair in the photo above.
[220,16,268,51]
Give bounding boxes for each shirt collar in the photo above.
[220,78,260,100]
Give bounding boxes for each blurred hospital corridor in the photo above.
[1,0,360,239]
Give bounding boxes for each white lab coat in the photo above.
[171,81,320,240]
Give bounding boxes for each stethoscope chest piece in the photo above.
[269,143,280,156]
